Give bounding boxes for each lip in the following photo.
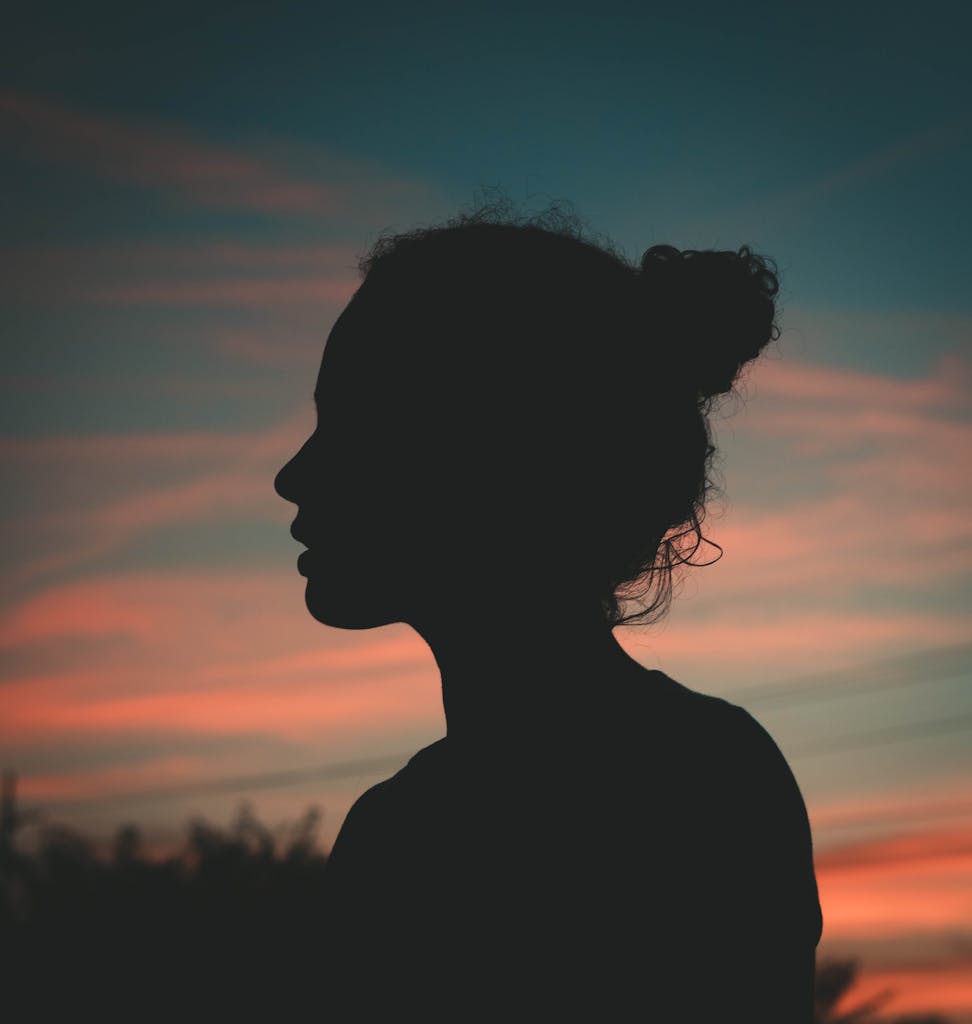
[297,549,313,576]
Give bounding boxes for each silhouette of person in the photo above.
[274,203,823,1021]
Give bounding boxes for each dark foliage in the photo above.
[0,803,330,1017]
[0,803,955,1022]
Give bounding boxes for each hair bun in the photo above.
[639,243,780,399]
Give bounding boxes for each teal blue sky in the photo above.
[2,3,970,443]
[4,5,971,319]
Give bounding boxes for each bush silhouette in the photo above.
[1,802,330,1016]
[0,800,956,1021]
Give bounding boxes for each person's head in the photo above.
[274,201,779,633]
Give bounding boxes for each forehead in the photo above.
[314,268,484,420]
[314,291,371,397]
[313,280,416,410]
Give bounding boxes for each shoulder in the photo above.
[328,739,449,860]
[719,702,811,817]
[649,671,799,768]
[660,675,824,939]
[708,700,823,945]
[647,675,816,847]
[642,669,767,753]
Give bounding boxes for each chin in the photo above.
[304,577,400,631]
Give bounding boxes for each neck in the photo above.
[407,594,644,751]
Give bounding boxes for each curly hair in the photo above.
[354,193,780,628]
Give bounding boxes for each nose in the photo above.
[274,460,294,504]
[274,443,306,504]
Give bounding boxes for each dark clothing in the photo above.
[322,670,823,1021]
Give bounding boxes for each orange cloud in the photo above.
[0,568,420,666]
[0,568,442,750]
[809,823,972,1019]
[816,824,972,938]
[816,823,972,873]
[847,961,972,1019]
[1,564,967,750]
[0,668,440,745]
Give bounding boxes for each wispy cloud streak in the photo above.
[0,90,435,217]
[3,239,362,309]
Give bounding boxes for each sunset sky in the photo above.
[2,3,971,1018]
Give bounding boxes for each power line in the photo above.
[28,752,413,816]
[789,709,972,758]
[811,796,972,833]
[723,640,972,710]
[25,709,972,815]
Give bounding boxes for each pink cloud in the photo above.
[809,782,972,836]
[737,352,972,468]
[748,349,970,411]
[670,351,972,621]
[1,409,312,587]
[83,275,358,308]
[18,754,210,802]
[0,430,248,464]
[629,610,970,670]
[692,493,972,601]
[0,90,434,217]
[0,407,309,467]
[211,329,322,368]
[742,402,971,456]
[2,238,363,310]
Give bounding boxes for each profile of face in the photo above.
[276,270,606,635]
[274,285,427,631]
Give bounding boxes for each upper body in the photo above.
[322,670,823,1021]
[273,204,822,1020]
